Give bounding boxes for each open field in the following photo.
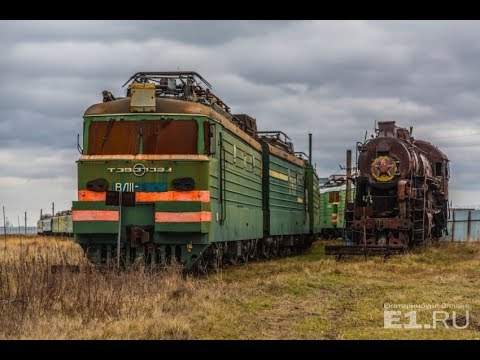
[0,235,479,339]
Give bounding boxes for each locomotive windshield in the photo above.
[87,119,199,155]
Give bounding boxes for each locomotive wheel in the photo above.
[227,255,238,266]
[211,245,223,271]
[195,255,209,274]
[261,244,271,259]
[239,245,249,264]
[249,240,258,259]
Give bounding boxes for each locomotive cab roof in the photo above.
[85,71,305,164]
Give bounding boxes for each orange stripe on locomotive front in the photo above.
[154,211,212,223]
[78,190,210,203]
[72,210,119,221]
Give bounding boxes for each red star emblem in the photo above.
[375,158,394,175]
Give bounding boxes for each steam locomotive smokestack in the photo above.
[346,149,352,205]
[308,133,312,164]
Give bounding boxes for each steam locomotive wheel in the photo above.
[388,232,408,247]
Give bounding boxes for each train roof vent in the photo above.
[233,114,257,138]
[129,83,156,112]
[257,131,295,154]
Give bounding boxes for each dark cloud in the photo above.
[0,20,289,46]
[0,20,478,224]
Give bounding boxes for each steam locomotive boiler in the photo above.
[326,121,449,256]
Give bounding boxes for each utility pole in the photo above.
[17,215,20,235]
[25,211,27,234]
[346,149,352,205]
[117,191,123,269]
[308,133,312,164]
[52,202,55,217]
[3,206,6,255]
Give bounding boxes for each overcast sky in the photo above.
[0,20,479,225]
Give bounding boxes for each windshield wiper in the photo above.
[101,118,116,149]
[154,119,173,136]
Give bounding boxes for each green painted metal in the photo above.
[75,105,322,268]
[74,221,119,234]
[77,158,210,192]
[208,121,264,242]
[261,142,308,236]
[75,114,265,267]
[65,215,73,234]
[37,220,43,234]
[320,189,340,230]
[319,186,355,231]
[73,201,119,211]
[52,216,60,233]
[305,164,321,234]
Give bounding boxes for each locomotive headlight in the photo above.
[371,156,397,182]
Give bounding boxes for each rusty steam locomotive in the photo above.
[327,121,449,256]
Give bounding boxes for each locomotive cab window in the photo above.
[87,119,199,155]
[88,120,140,155]
[329,191,340,203]
[435,162,443,176]
[142,120,198,154]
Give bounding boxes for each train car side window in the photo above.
[209,124,216,155]
[204,122,216,156]
[236,148,245,168]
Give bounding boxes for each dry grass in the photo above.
[0,236,479,339]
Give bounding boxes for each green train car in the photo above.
[319,175,354,238]
[73,72,321,270]
[37,211,73,236]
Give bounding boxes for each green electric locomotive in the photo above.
[319,175,354,238]
[73,72,320,271]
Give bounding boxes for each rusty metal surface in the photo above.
[88,120,140,155]
[398,180,407,219]
[354,206,373,217]
[352,217,411,231]
[233,114,257,138]
[359,136,412,179]
[88,120,198,155]
[358,121,449,184]
[349,120,449,249]
[84,97,263,152]
[142,120,198,155]
[79,154,209,161]
[414,139,449,162]
[324,245,406,256]
[129,83,156,112]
